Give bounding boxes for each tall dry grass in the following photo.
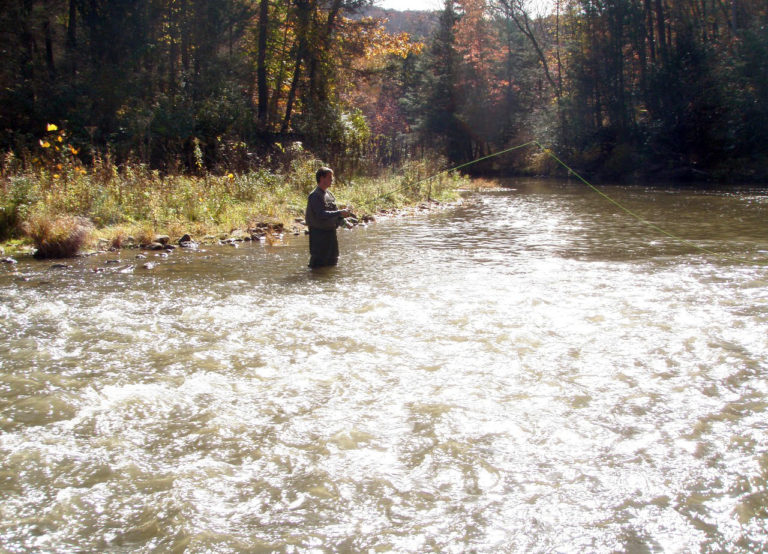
[22,214,93,259]
[2,136,468,253]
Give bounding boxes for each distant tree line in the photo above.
[2,0,767,181]
[0,0,418,173]
[399,0,768,180]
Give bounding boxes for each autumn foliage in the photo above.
[1,0,767,181]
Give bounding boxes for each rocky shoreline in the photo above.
[0,198,456,269]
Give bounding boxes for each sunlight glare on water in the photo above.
[1,179,767,552]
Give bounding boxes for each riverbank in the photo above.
[1,154,472,259]
[0,197,467,270]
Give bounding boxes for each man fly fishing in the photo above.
[305,166,353,268]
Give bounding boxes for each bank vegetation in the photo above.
[2,0,767,255]
[0,133,464,257]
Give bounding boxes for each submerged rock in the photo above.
[1,257,17,265]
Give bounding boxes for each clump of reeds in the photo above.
[22,214,93,259]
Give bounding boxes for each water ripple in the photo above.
[1,181,767,552]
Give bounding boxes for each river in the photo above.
[1,179,767,552]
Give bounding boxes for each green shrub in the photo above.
[0,176,38,241]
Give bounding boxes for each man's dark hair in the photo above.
[316,167,334,184]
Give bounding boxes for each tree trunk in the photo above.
[644,0,655,62]
[282,0,311,133]
[169,2,177,93]
[257,0,269,128]
[505,0,561,99]
[44,19,55,79]
[67,0,77,50]
[281,56,302,134]
[655,0,667,60]
[181,0,190,72]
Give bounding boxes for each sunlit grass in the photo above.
[1,148,470,255]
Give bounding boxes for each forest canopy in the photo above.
[2,0,767,181]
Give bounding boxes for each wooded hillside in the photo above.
[2,0,767,181]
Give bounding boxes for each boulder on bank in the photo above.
[178,234,199,249]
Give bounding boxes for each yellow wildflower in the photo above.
[47,123,58,132]
[39,140,51,148]
[227,173,235,180]
[57,136,64,143]
[69,146,79,155]
[53,174,60,179]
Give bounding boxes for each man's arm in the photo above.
[309,193,350,220]
[309,193,340,220]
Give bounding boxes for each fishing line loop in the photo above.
[360,140,765,266]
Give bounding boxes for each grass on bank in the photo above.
[1,150,469,258]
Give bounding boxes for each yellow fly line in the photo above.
[365,140,766,266]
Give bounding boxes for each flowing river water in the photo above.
[1,179,767,552]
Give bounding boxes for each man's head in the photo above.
[316,167,334,190]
